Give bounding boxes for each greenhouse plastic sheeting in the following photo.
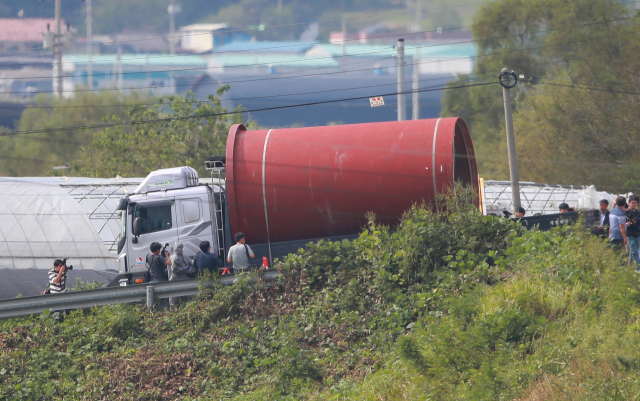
[0,178,141,270]
[484,181,616,216]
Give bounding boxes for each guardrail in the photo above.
[0,270,281,320]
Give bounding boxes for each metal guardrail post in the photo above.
[146,286,154,311]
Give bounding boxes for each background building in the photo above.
[179,24,252,53]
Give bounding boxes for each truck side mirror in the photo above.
[132,217,142,237]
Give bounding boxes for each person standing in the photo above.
[596,199,610,238]
[227,232,255,274]
[609,196,628,250]
[195,241,224,275]
[627,195,640,271]
[146,242,172,311]
[169,241,193,310]
[47,259,68,294]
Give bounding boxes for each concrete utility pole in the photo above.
[500,68,521,211]
[117,46,123,92]
[415,0,423,33]
[54,0,62,97]
[168,0,176,54]
[406,0,411,33]
[86,0,92,90]
[412,47,421,120]
[341,18,346,72]
[396,39,406,121]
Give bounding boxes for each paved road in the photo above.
[0,269,119,299]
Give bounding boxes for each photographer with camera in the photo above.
[47,259,70,294]
[146,242,172,311]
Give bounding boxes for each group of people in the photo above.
[598,195,640,272]
[506,202,575,219]
[146,232,256,310]
[45,232,257,311]
[514,196,640,271]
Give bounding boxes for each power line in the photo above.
[7,20,637,106]
[0,81,497,138]
[14,74,492,111]
[8,43,629,143]
[2,8,636,84]
[3,56,390,95]
[11,0,631,57]
[9,0,500,55]
[3,8,638,142]
[524,42,640,69]
[4,47,396,81]
[536,80,640,95]
[529,74,640,87]
[0,154,58,164]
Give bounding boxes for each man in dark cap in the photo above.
[559,203,570,213]
[514,207,525,218]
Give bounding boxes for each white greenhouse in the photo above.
[0,177,142,270]
[482,180,618,216]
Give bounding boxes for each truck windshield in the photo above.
[120,210,126,239]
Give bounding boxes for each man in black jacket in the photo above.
[597,199,610,238]
[626,195,640,271]
[195,241,223,274]
[146,242,172,310]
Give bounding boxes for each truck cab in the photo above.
[115,166,227,286]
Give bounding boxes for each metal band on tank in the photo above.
[262,129,274,264]
[432,118,441,208]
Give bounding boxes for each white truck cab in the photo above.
[115,166,227,285]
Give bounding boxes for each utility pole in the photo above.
[341,18,347,72]
[406,0,411,33]
[415,0,423,33]
[396,39,406,121]
[86,0,92,90]
[54,0,62,97]
[412,0,423,120]
[412,47,421,120]
[117,46,123,92]
[168,0,176,54]
[500,68,521,211]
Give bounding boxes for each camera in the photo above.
[61,258,74,271]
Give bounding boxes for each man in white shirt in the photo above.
[227,232,255,273]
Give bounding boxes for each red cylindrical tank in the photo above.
[225,118,477,245]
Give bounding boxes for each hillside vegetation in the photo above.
[2,191,640,400]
